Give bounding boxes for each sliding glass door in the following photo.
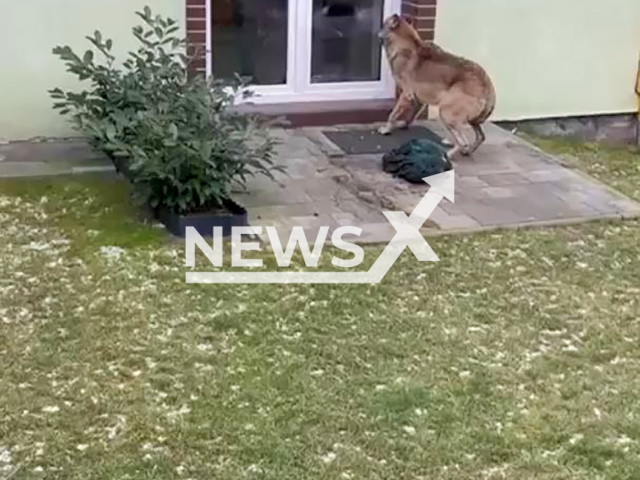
[209,0,400,102]
[211,0,289,86]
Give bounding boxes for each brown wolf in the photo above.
[379,14,496,159]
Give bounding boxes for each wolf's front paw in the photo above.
[378,125,393,135]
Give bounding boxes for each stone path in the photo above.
[0,139,115,177]
[235,122,640,242]
[1,123,639,243]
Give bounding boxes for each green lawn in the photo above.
[1,139,639,479]
[522,134,640,201]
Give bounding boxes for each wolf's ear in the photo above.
[389,14,401,29]
[401,14,415,27]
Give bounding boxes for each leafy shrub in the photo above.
[50,6,280,214]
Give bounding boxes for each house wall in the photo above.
[5,0,638,139]
[435,0,640,120]
[0,0,184,141]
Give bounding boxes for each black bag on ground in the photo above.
[382,139,452,184]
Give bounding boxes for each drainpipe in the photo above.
[636,54,640,145]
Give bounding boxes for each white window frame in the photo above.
[205,0,401,103]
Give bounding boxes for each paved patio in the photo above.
[1,122,639,243]
[234,122,640,242]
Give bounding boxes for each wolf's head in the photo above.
[378,14,420,45]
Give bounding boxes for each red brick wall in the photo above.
[401,0,437,41]
[186,0,207,74]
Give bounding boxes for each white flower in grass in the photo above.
[321,452,337,464]
[100,246,126,261]
[42,405,60,413]
[403,426,416,435]
[0,447,11,465]
[615,435,634,446]
[569,434,584,445]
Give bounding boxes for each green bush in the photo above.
[50,6,280,215]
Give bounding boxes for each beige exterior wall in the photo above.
[0,1,184,141]
[435,0,640,120]
[2,1,639,138]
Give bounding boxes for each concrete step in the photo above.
[236,99,395,127]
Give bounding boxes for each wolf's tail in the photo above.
[474,84,496,125]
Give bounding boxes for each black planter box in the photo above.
[155,199,248,238]
[102,151,248,237]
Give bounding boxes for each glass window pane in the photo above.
[212,0,288,85]
[311,0,384,84]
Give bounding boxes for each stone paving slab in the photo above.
[0,139,103,163]
[0,139,114,177]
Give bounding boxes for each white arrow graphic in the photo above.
[186,170,454,284]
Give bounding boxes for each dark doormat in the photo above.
[323,126,444,155]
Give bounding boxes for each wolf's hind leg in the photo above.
[467,123,486,154]
[439,110,471,160]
